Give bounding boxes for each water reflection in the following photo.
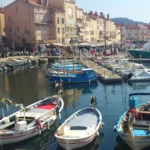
[57,132,104,150]
[2,120,60,150]
[115,135,150,150]
[114,136,131,150]
[0,65,55,106]
[63,82,99,94]
[128,82,150,90]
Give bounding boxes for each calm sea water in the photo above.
[0,63,150,150]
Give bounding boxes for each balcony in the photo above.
[65,0,75,3]
[66,22,76,28]
[79,32,84,36]
[35,20,52,25]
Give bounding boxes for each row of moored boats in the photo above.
[2,92,150,150]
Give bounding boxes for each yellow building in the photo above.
[48,0,77,45]
[0,9,5,39]
[55,10,65,44]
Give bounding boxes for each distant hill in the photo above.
[111,17,147,25]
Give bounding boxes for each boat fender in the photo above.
[47,121,50,130]
[36,119,42,134]
[89,79,91,84]
[38,129,41,135]
[59,113,61,119]
[99,122,104,128]
[113,125,117,132]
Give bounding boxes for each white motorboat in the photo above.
[55,107,103,150]
[129,69,150,82]
[0,95,64,145]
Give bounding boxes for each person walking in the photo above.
[38,45,41,56]
[33,46,36,56]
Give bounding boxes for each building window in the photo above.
[58,28,60,34]
[8,17,11,22]
[36,26,40,31]
[62,28,64,34]
[62,18,64,24]
[68,7,73,18]
[9,27,12,32]
[57,17,59,24]
[17,27,19,32]
[44,26,46,33]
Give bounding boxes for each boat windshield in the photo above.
[70,126,87,130]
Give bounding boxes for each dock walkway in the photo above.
[80,59,122,83]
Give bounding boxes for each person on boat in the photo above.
[127,108,140,120]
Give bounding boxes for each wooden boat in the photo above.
[50,68,98,84]
[114,93,150,150]
[55,107,103,150]
[55,59,78,64]
[52,63,85,70]
[0,95,64,145]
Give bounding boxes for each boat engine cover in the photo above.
[15,121,27,131]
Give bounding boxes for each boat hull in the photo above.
[0,117,56,145]
[50,76,97,83]
[57,132,98,150]
[120,133,150,150]
[128,49,150,58]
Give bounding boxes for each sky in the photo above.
[76,0,150,23]
[2,0,150,23]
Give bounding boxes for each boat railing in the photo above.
[129,93,150,97]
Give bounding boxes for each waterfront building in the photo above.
[0,8,5,40]
[138,24,148,41]
[4,0,120,48]
[145,25,150,41]
[118,24,149,43]
[4,0,65,49]
[49,0,77,44]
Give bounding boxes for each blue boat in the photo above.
[52,63,85,70]
[50,68,98,83]
[55,59,78,64]
[114,93,150,150]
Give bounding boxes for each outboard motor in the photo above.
[127,73,133,80]
[124,73,133,82]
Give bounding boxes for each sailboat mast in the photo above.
[70,38,74,72]
[104,18,107,52]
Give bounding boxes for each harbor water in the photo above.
[0,64,150,150]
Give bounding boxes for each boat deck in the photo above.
[16,104,56,118]
[67,113,98,128]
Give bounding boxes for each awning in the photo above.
[44,40,56,44]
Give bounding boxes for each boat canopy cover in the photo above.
[137,70,150,77]
[143,41,150,50]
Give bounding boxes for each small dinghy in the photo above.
[55,107,103,150]
[114,93,150,150]
[0,95,64,145]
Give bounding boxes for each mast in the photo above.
[70,38,74,72]
[104,18,107,52]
